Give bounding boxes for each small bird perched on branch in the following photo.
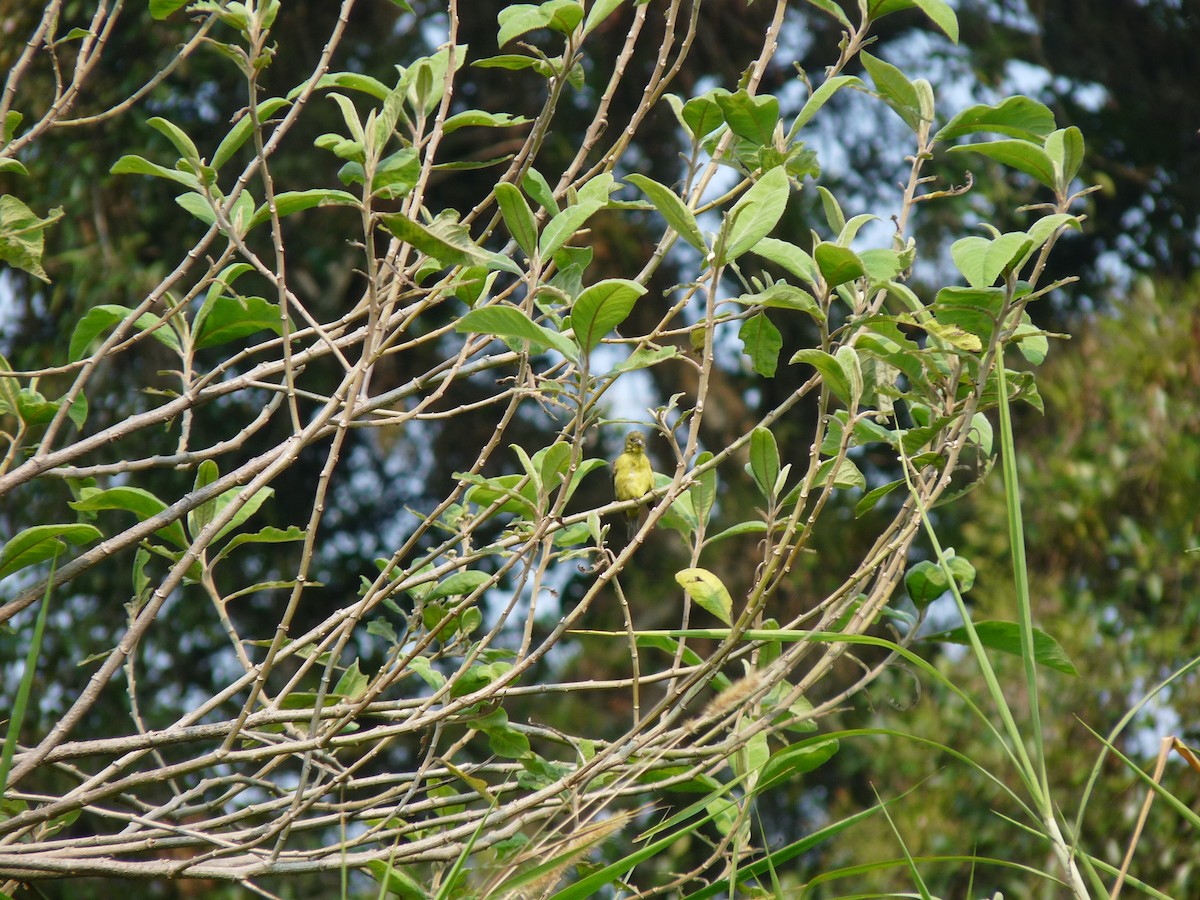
[613,430,654,539]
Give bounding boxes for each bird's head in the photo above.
[624,431,646,453]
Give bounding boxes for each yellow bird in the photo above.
[613,430,654,538]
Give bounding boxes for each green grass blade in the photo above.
[1,552,58,793]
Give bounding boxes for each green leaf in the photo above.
[739,312,782,378]
[752,237,819,288]
[921,315,984,352]
[331,659,370,700]
[905,555,976,609]
[187,460,220,538]
[0,352,19,418]
[498,3,557,47]
[714,89,780,146]
[547,245,591,299]
[364,147,420,199]
[315,132,363,164]
[816,185,845,234]
[111,154,199,189]
[403,44,468,119]
[426,570,490,602]
[193,294,286,350]
[749,426,780,500]
[690,451,717,529]
[14,388,58,425]
[365,860,428,900]
[758,738,840,792]
[68,304,182,361]
[912,0,959,42]
[932,285,1006,326]
[312,71,392,101]
[69,486,188,549]
[860,52,922,132]
[544,0,585,34]
[1024,213,1081,260]
[947,139,1058,191]
[802,0,853,29]
[380,211,521,275]
[147,116,201,166]
[0,158,29,176]
[722,166,790,264]
[963,412,994,458]
[579,175,616,206]
[443,110,529,133]
[815,456,865,490]
[1013,320,1048,363]
[571,278,646,353]
[608,345,679,375]
[149,0,190,20]
[934,95,1055,144]
[930,620,1078,676]
[0,524,102,580]
[452,265,495,307]
[950,232,1033,289]
[732,282,823,320]
[562,458,607,506]
[54,27,91,44]
[625,174,705,252]
[213,98,290,170]
[4,110,23,143]
[246,188,359,230]
[472,54,554,78]
[406,655,445,690]
[212,525,305,566]
[575,172,618,205]
[790,348,852,406]
[373,82,408,152]
[211,486,275,543]
[837,213,879,248]
[463,472,538,518]
[539,198,603,258]
[681,94,725,140]
[62,396,89,433]
[0,196,64,283]
[675,567,733,625]
[705,795,739,837]
[484,719,532,758]
[869,0,958,43]
[1044,125,1085,189]
[858,248,910,286]
[522,167,559,214]
[536,440,572,489]
[450,659,513,697]
[658,473,697,538]
[855,478,904,517]
[456,305,578,361]
[583,0,624,34]
[175,189,254,234]
[790,75,861,135]
[813,242,865,288]
[707,521,772,544]
[494,182,539,260]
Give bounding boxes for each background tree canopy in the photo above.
[1,1,1197,898]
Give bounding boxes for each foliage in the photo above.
[822,276,1200,897]
[0,1,1156,898]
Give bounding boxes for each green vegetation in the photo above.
[1,1,1196,898]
